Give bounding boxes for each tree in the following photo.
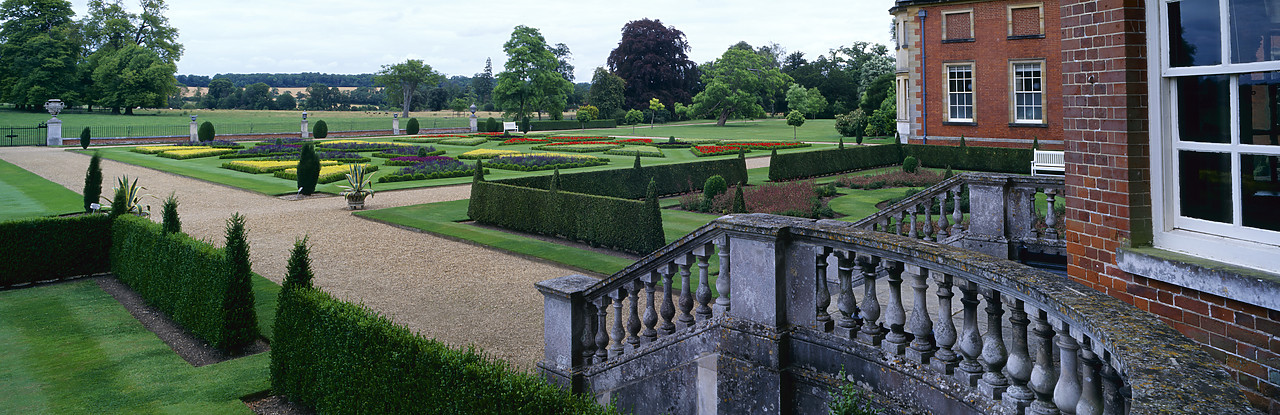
[493,25,572,123]
[576,104,598,129]
[375,59,443,118]
[241,82,271,110]
[471,58,495,104]
[607,18,699,111]
[625,109,644,132]
[283,236,314,290]
[296,143,320,195]
[551,43,574,82]
[273,92,296,110]
[648,97,665,129]
[198,120,214,142]
[588,67,625,120]
[690,48,792,126]
[304,82,337,110]
[786,110,805,139]
[84,152,102,212]
[0,0,81,109]
[448,97,469,115]
[221,212,260,350]
[203,77,234,108]
[83,0,182,64]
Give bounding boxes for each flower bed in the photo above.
[133,145,210,154]
[719,141,811,149]
[315,140,411,152]
[259,137,313,145]
[498,137,549,146]
[458,149,522,159]
[378,158,478,183]
[221,159,340,174]
[394,137,447,144]
[177,140,244,149]
[835,169,944,189]
[370,146,443,158]
[682,138,723,145]
[274,164,378,184]
[158,148,238,159]
[604,147,665,157]
[484,153,610,171]
[385,155,457,166]
[438,137,488,146]
[690,145,750,157]
[617,138,653,144]
[683,180,834,218]
[219,144,303,159]
[530,142,623,153]
[541,136,613,142]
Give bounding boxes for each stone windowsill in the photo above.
[1007,34,1046,40]
[941,38,974,44]
[942,121,977,126]
[1116,246,1280,311]
[1008,122,1048,128]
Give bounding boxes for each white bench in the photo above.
[1031,150,1065,176]
[503,121,519,133]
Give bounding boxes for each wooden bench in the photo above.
[1031,150,1065,176]
[503,121,519,133]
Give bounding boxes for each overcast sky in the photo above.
[67,0,896,82]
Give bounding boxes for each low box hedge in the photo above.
[604,147,665,157]
[438,137,488,146]
[530,143,621,153]
[158,148,237,159]
[768,143,1033,181]
[110,215,258,350]
[0,215,112,286]
[497,157,748,199]
[527,119,617,131]
[271,286,615,414]
[469,181,664,254]
[901,144,1032,174]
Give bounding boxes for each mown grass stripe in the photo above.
[0,158,83,221]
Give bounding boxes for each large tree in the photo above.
[90,43,175,114]
[374,59,443,118]
[82,0,181,64]
[492,25,572,122]
[471,57,494,105]
[689,47,791,126]
[0,0,82,109]
[606,18,699,111]
[588,67,625,120]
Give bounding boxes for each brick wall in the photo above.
[1060,0,1279,411]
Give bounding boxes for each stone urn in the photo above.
[346,194,367,210]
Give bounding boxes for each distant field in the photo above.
[0,108,502,137]
[179,86,372,98]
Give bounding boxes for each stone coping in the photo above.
[1117,246,1280,311]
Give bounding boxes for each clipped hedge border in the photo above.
[0,215,112,286]
[371,149,444,158]
[768,144,1033,181]
[604,147,665,157]
[901,144,1032,174]
[484,159,610,171]
[110,215,258,350]
[219,151,301,159]
[271,286,614,414]
[438,137,488,146]
[469,182,664,254]
[221,160,340,174]
[527,119,617,131]
[497,157,748,199]
[378,168,480,183]
[530,143,621,153]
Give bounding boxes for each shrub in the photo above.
[222,213,260,351]
[406,117,420,135]
[79,126,91,149]
[469,181,665,254]
[835,109,867,138]
[944,165,954,179]
[485,117,498,132]
[730,185,747,213]
[84,152,102,212]
[0,215,112,286]
[903,156,919,173]
[283,236,313,290]
[161,193,180,234]
[901,144,1030,174]
[521,116,531,133]
[198,121,215,142]
[297,144,320,194]
[473,160,485,182]
[699,180,835,219]
[313,120,329,139]
[497,157,748,200]
[703,175,728,206]
[768,145,902,181]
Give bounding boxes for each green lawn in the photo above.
[578,118,895,144]
[0,275,280,414]
[0,158,84,221]
[86,135,836,195]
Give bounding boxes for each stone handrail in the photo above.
[539,214,1252,414]
[852,172,968,237]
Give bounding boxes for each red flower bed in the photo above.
[720,142,808,149]
[419,134,471,138]
[691,145,748,156]
[618,138,653,144]
[544,136,612,142]
[545,141,620,146]
[500,137,549,145]
[475,132,503,136]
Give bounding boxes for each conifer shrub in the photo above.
[161,193,181,234]
[79,127,91,149]
[198,121,215,142]
[222,213,260,351]
[633,154,642,169]
[84,152,102,212]
[407,118,420,135]
[296,144,321,195]
[730,185,747,213]
[283,236,314,291]
[313,120,329,139]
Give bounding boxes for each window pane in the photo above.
[1240,71,1280,146]
[1169,0,1222,67]
[1178,76,1231,143]
[1180,151,1233,223]
[1242,154,1280,231]
[1230,0,1280,64]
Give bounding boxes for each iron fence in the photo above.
[0,124,47,146]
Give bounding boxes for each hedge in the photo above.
[271,286,614,415]
[768,144,1034,181]
[527,119,617,131]
[497,157,748,199]
[158,148,238,159]
[110,215,259,350]
[469,182,664,254]
[0,215,112,286]
[900,144,1032,174]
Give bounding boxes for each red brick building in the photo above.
[892,0,1280,411]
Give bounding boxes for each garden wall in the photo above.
[469,182,664,255]
[0,215,112,286]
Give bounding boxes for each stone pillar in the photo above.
[536,274,597,394]
[189,118,198,142]
[962,175,1012,258]
[45,117,62,146]
[393,114,401,135]
[470,112,479,132]
[301,115,310,139]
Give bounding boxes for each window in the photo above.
[1149,0,1280,271]
[1009,5,1044,38]
[946,64,974,122]
[943,11,974,41]
[1012,61,1044,123]
[896,76,910,121]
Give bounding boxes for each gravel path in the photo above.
[0,146,583,368]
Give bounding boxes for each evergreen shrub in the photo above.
[296,144,320,194]
[496,157,747,200]
[468,182,664,254]
[903,156,919,173]
[84,152,102,212]
[313,120,328,139]
[0,215,112,286]
[198,121,215,142]
[79,127,91,149]
[406,118,420,135]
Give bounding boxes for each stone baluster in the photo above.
[627,280,642,350]
[1044,188,1059,240]
[881,217,891,234]
[937,194,950,240]
[952,185,965,232]
[678,253,695,329]
[1100,353,1125,415]
[955,280,984,386]
[595,296,611,362]
[660,263,676,335]
[1005,299,1035,413]
[610,289,626,358]
[642,272,658,342]
[924,201,935,242]
[979,290,1009,399]
[1029,309,1059,415]
[1054,325,1081,413]
[905,266,935,364]
[834,251,861,338]
[857,255,884,345]
[931,273,959,375]
[908,206,919,239]
[714,236,731,314]
[1076,338,1103,415]
[695,245,713,321]
[882,261,909,355]
[900,210,910,236]
[815,246,833,331]
[583,300,599,364]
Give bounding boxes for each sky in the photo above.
[67,0,897,82]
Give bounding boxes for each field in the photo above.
[0,108,500,137]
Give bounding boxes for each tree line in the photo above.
[176,73,376,88]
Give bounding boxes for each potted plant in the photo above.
[338,164,375,210]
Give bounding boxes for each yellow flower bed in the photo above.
[158,148,237,159]
[133,145,210,154]
[274,163,379,184]
[222,159,340,174]
[490,152,599,160]
[458,149,523,159]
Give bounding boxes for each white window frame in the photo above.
[1007,4,1045,37]
[945,63,975,122]
[896,76,910,121]
[1148,0,1280,272]
[942,10,975,40]
[1010,60,1045,124]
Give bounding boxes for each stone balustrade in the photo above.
[539,214,1252,414]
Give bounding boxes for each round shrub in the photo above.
[313,120,328,139]
[407,117,420,135]
[198,121,215,142]
[703,175,728,202]
[903,156,919,174]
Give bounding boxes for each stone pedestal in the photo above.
[393,117,401,135]
[189,120,198,141]
[301,120,310,139]
[470,114,478,132]
[45,118,62,146]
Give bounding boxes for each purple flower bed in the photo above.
[379,146,434,156]
[316,142,403,152]
[267,151,365,161]
[389,156,457,167]
[485,154,609,171]
[180,140,242,148]
[378,157,475,183]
